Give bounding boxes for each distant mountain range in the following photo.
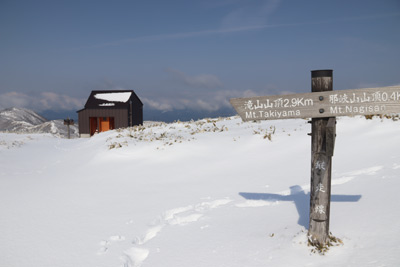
[38,107,237,123]
[0,108,79,138]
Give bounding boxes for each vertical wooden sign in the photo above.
[308,70,336,246]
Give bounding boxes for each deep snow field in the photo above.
[1,116,399,267]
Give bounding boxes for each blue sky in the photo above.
[1,0,399,117]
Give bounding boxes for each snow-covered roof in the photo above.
[94,92,132,103]
[78,90,143,111]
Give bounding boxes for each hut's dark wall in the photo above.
[130,96,143,126]
[78,109,128,135]
[132,105,143,126]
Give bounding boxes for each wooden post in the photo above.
[64,118,74,139]
[67,124,70,139]
[308,70,336,246]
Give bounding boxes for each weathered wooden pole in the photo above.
[64,118,74,139]
[67,122,71,139]
[308,70,336,246]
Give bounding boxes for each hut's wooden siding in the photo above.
[78,109,128,135]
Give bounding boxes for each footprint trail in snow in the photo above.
[110,165,388,266]
[120,198,233,267]
[97,235,126,255]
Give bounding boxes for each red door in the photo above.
[89,117,97,136]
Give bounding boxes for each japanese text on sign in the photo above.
[230,86,400,121]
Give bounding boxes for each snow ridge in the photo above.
[0,107,78,137]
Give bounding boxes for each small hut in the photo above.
[77,90,143,137]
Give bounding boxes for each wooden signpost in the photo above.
[230,70,400,246]
[64,118,74,139]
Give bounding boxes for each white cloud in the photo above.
[39,92,85,110]
[0,92,31,109]
[0,91,85,112]
[0,84,274,115]
[141,97,173,112]
[142,89,259,112]
[139,68,260,112]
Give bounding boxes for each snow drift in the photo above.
[0,115,399,267]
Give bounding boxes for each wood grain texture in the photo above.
[308,73,334,246]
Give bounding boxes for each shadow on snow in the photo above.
[239,185,362,228]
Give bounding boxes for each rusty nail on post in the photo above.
[319,109,325,114]
[319,96,324,101]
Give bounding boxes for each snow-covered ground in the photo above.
[1,116,399,267]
